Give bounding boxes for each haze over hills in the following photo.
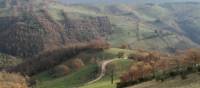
[59,0,200,4]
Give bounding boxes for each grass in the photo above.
[80,79,118,88]
[128,74,200,88]
[104,48,135,55]
[78,48,137,64]
[34,47,136,88]
[80,59,135,88]
[108,59,135,76]
[2,2,200,88]
[35,51,135,88]
[36,64,98,88]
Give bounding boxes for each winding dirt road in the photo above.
[87,58,120,84]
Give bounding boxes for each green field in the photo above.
[128,74,200,88]
[34,47,136,88]
[35,56,134,88]
[1,1,200,88]
[36,64,98,88]
[81,59,134,88]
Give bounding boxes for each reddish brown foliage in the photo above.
[89,37,110,50]
[119,44,129,49]
[128,51,160,62]
[53,65,71,77]
[5,41,109,76]
[121,48,200,83]
[120,62,154,82]
[120,72,131,82]
[70,58,85,69]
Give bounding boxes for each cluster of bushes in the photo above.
[50,58,85,77]
[117,49,200,88]
[117,51,125,58]
[51,64,71,77]
[128,51,160,62]
[0,53,22,68]
[119,62,153,83]
[5,40,109,76]
[0,71,29,88]
[119,44,129,49]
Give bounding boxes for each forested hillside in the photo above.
[0,0,200,57]
[0,0,112,57]
[0,0,200,88]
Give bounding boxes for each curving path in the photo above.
[87,58,121,84]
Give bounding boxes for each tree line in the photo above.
[4,39,109,76]
[117,49,200,88]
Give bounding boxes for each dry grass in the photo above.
[0,72,28,88]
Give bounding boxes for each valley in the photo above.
[0,0,200,88]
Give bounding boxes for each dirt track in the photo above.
[87,58,120,84]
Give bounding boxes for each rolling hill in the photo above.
[51,2,200,52]
[0,0,200,88]
[0,0,112,57]
[0,0,200,57]
[127,74,200,88]
[59,0,200,4]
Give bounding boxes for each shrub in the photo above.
[119,44,129,49]
[180,73,187,80]
[143,63,153,77]
[146,51,160,61]
[128,53,136,60]
[180,69,188,80]
[168,69,179,78]
[89,37,110,50]
[128,53,146,61]
[117,51,125,58]
[154,70,164,82]
[6,42,104,76]
[129,65,140,80]
[180,48,200,66]
[120,72,131,82]
[119,48,200,87]
[126,62,153,81]
[128,52,160,62]
[0,71,28,88]
[70,58,85,69]
[53,65,71,77]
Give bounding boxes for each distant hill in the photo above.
[59,0,200,4]
[128,74,200,88]
[0,0,200,57]
[54,2,200,52]
[0,0,112,57]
